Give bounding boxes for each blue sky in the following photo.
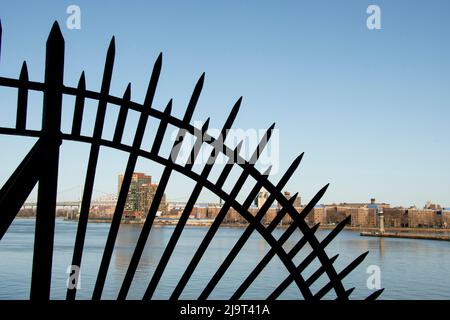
[0,0,449,207]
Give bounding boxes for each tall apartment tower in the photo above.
[118,173,152,212]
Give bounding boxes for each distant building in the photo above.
[305,205,327,225]
[424,201,442,210]
[118,172,167,218]
[338,198,390,209]
[408,209,438,228]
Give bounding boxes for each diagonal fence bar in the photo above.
[267,215,350,300]
[170,124,275,300]
[199,153,306,300]
[141,98,242,300]
[231,222,321,300]
[140,118,211,299]
[0,140,42,239]
[118,74,205,300]
[313,251,368,299]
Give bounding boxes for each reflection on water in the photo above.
[0,218,450,299]
[379,238,385,259]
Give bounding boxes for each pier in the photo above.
[360,231,450,242]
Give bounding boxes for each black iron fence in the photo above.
[0,20,383,301]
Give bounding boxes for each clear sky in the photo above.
[0,0,449,207]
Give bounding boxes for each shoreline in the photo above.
[17,217,450,235]
[60,218,450,234]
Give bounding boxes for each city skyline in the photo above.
[21,170,448,211]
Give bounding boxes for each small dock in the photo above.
[360,231,450,242]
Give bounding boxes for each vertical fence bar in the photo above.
[67,37,115,300]
[71,71,86,136]
[94,53,162,300]
[30,21,64,300]
[16,61,29,130]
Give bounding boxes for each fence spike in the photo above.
[0,20,2,61]
[220,97,242,138]
[248,122,275,165]
[343,287,355,299]
[366,288,384,300]
[315,251,369,299]
[183,72,205,122]
[143,52,162,108]
[46,21,64,55]
[16,61,29,130]
[71,71,86,136]
[112,83,131,144]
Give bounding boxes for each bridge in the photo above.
[22,188,118,210]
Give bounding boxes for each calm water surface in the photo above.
[1,218,450,300]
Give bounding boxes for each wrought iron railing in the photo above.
[0,20,383,301]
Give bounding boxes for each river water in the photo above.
[1,218,449,300]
